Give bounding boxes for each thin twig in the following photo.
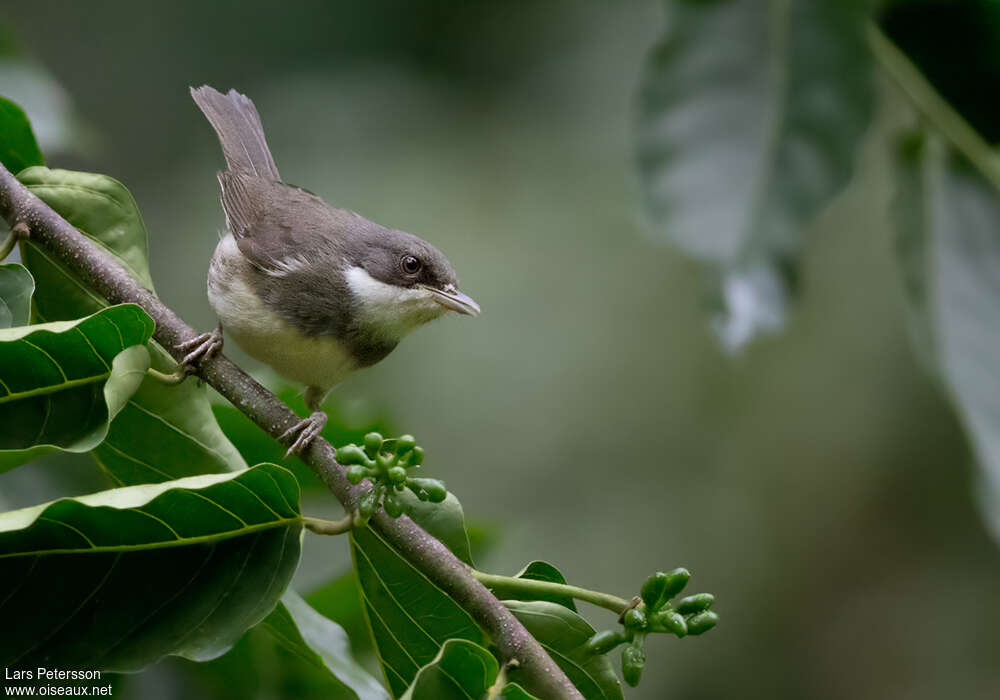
[471,569,632,615]
[303,514,357,535]
[0,162,582,700]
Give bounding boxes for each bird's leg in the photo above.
[176,323,224,373]
[279,385,329,457]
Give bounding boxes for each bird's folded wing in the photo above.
[217,171,356,273]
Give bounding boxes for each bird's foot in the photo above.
[176,325,224,374]
[280,411,328,457]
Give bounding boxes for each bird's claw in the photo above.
[176,326,223,374]
[280,411,328,457]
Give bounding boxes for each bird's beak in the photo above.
[420,284,481,316]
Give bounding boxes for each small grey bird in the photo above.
[181,86,479,455]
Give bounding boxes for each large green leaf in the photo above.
[0,263,34,328]
[19,167,154,293]
[0,463,302,670]
[350,498,485,697]
[16,166,246,481]
[0,95,44,174]
[0,304,152,472]
[892,133,1000,538]
[260,592,389,700]
[636,0,874,350]
[504,600,623,700]
[400,639,538,700]
[306,569,373,656]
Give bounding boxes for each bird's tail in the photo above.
[190,86,281,181]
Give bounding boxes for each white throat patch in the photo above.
[345,266,446,341]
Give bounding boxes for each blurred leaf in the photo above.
[0,95,43,174]
[0,263,34,328]
[306,570,372,656]
[484,560,577,612]
[636,0,874,350]
[17,166,246,482]
[464,519,500,563]
[892,133,1000,539]
[400,639,538,700]
[504,600,623,700]
[260,591,389,700]
[350,497,485,697]
[212,386,395,490]
[0,463,302,670]
[0,304,152,472]
[152,597,363,700]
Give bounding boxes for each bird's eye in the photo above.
[401,255,422,274]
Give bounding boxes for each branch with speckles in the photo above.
[0,161,582,700]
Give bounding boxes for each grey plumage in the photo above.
[189,85,478,455]
[190,86,281,180]
[192,85,465,365]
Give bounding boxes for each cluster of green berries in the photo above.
[336,433,447,522]
[586,568,718,687]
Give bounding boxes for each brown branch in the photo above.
[0,162,582,700]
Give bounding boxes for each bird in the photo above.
[180,86,479,456]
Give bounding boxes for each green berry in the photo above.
[388,466,408,485]
[346,464,369,484]
[384,491,406,518]
[623,608,647,631]
[661,568,690,600]
[653,610,687,638]
[686,610,719,636]
[363,432,383,457]
[408,477,446,502]
[395,434,416,454]
[336,444,369,466]
[676,593,714,615]
[640,574,667,610]
[586,630,626,655]
[410,446,424,466]
[621,644,645,687]
[641,568,689,610]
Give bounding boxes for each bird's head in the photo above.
[344,227,479,342]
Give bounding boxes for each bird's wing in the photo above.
[217,171,356,272]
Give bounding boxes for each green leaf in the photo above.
[19,166,154,293]
[636,0,874,350]
[0,96,44,174]
[399,490,473,566]
[260,591,389,700]
[0,304,153,472]
[504,600,624,700]
[892,133,1000,538]
[306,570,373,656]
[0,463,302,671]
[0,263,34,328]
[400,639,539,700]
[487,560,578,612]
[350,516,485,697]
[16,166,246,481]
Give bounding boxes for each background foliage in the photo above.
[2,0,1000,698]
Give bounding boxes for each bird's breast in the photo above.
[207,235,358,390]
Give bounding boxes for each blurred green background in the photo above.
[2,1,999,698]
